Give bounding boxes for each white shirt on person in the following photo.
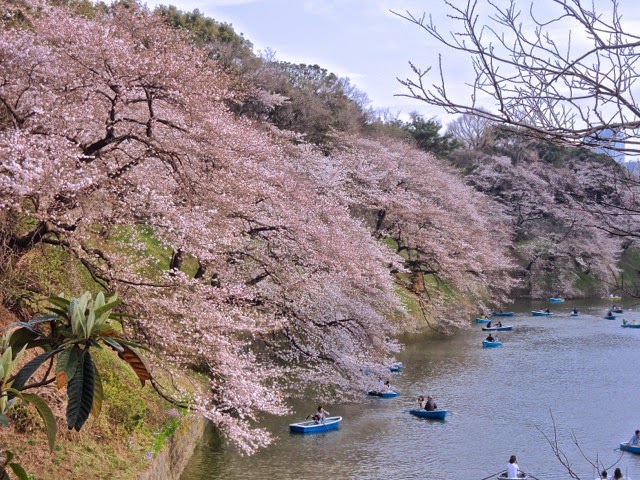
[507,463,519,478]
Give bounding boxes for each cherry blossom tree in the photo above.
[0,0,520,454]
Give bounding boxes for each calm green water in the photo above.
[180,299,640,479]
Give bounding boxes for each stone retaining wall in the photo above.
[139,413,206,480]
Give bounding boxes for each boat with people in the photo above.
[570,312,580,317]
[387,362,403,372]
[621,322,640,329]
[482,325,513,331]
[483,340,503,348]
[407,409,447,419]
[531,310,553,316]
[476,317,491,323]
[612,308,624,313]
[549,297,565,302]
[367,390,398,398]
[491,311,514,317]
[620,441,640,454]
[289,416,342,433]
[602,294,622,300]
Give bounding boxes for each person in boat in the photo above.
[623,318,628,325]
[424,395,437,411]
[497,321,503,327]
[417,395,426,409]
[544,308,550,313]
[480,313,487,319]
[312,406,329,424]
[607,310,613,316]
[613,467,623,479]
[506,455,525,479]
[486,321,492,328]
[486,333,495,342]
[629,429,640,445]
[572,307,579,314]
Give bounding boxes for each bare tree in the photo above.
[393,0,640,155]
[446,111,495,150]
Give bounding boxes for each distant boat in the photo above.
[482,325,513,331]
[602,294,622,300]
[549,297,565,303]
[531,310,553,316]
[620,441,640,454]
[483,340,503,348]
[612,308,624,313]
[407,409,447,419]
[497,472,530,479]
[570,312,580,317]
[491,312,514,317]
[476,318,491,324]
[604,315,617,320]
[621,323,640,328]
[367,390,398,398]
[387,362,403,372]
[289,416,342,434]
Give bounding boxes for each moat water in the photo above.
[180,298,640,479]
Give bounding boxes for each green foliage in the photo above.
[157,5,253,52]
[0,292,152,475]
[403,113,461,158]
[151,412,184,455]
[267,62,368,145]
[99,359,149,434]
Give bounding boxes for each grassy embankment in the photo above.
[1,226,197,480]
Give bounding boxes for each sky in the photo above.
[142,0,472,125]
[142,0,640,129]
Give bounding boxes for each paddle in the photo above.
[478,470,503,480]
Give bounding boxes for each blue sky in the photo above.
[144,0,461,123]
[144,0,640,129]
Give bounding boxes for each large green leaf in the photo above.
[47,295,71,310]
[0,414,9,426]
[66,350,95,431]
[8,463,29,480]
[10,351,55,392]
[93,298,121,320]
[55,346,79,390]
[6,329,39,358]
[19,393,57,452]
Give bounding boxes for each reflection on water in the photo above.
[180,299,640,479]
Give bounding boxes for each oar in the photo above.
[478,470,502,480]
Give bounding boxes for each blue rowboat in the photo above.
[491,312,514,317]
[549,297,565,302]
[531,311,553,316]
[482,325,513,331]
[367,390,398,398]
[622,323,640,328]
[620,442,640,454]
[289,416,342,433]
[612,308,624,313]
[408,409,447,419]
[387,362,403,372]
[483,340,503,348]
[476,318,491,323]
[604,315,617,320]
[570,312,579,316]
